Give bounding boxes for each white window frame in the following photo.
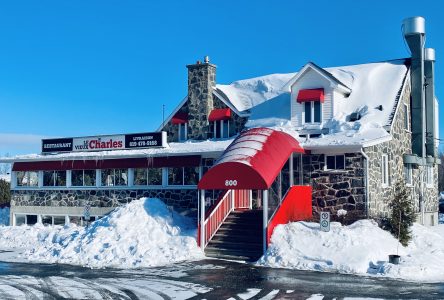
[404,164,413,186]
[178,123,187,142]
[212,120,230,139]
[324,155,345,170]
[303,101,322,124]
[403,103,410,131]
[381,154,389,187]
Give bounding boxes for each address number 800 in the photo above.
[225,180,238,187]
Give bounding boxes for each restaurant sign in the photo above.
[42,132,167,153]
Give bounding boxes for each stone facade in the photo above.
[364,78,439,222]
[11,188,198,215]
[303,153,366,219]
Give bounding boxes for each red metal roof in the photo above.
[297,88,324,103]
[171,112,188,124]
[208,108,231,121]
[198,128,304,190]
[12,155,201,171]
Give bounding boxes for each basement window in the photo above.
[325,155,345,170]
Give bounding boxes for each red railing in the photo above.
[201,190,234,247]
[267,185,312,245]
[234,189,251,209]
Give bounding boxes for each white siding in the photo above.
[290,69,333,128]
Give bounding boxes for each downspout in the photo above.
[360,149,370,218]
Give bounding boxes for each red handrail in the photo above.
[267,185,312,245]
[201,190,234,247]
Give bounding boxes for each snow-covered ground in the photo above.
[0,198,203,268]
[259,220,444,283]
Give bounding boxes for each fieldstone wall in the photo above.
[303,153,366,219]
[364,78,439,219]
[11,188,198,215]
[186,62,216,140]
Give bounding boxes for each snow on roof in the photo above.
[216,73,296,113]
[6,139,233,162]
[240,59,409,148]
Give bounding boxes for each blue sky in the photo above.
[1,0,444,155]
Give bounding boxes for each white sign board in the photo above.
[320,212,330,232]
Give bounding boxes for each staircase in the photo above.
[205,209,263,261]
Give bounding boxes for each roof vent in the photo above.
[425,48,435,62]
[349,112,361,122]
[375,105,383,111]
[204,56,210,63]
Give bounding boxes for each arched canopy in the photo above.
[198,128,304,190]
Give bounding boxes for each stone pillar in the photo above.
[186,57,216,140]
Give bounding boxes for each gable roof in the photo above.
[283,62,352,94]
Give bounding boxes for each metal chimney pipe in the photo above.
[425,48,436,157]
[403,16,426,160]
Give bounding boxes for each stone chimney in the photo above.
[186,56,216,140]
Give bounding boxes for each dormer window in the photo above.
[209,108,231,138]
[297,88,324,124]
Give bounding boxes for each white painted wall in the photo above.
[290,68,334,128]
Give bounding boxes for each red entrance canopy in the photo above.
[208,108,231,122]
[198,128,304,190]
[171,112,188,124]
[297,88,324,103]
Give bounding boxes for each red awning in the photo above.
[297,88,324,103]
[198,128,304,190]
[12,155,201,171]
[208,108,231,122]
[171,112,188,124]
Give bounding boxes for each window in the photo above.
[382,155,389,186]
[168,167,199,185]
[178,123,187,142]
[134,168,162,186]
[101,169,128,186]
[304,101,321,124]
[16,171,38,187]
[71,170,96,186]
[43,171,66,187]
[404,103,409,130]
[325,155,345,170]
[426,165,433,186]
[404,164,413,186]
[212,120,230,138]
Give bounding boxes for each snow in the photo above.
[0,174,10,182]
[216,73,295,113]
[259,220,444,282]
[237,60,408,149]
[0,198,203,268]
[0,207,9,225]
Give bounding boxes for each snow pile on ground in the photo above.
[0,207,10,225]
[0,198,203,268]
[259,220,444,282]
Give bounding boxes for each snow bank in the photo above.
[259,220,444,282]
[0,198,203,268]
[0,207,10,225]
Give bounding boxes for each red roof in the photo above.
[198,128,304,190]
[171,112,188,124]
[208,108,231,122]
[297,88,324,103]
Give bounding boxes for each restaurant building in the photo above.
[3,16,440,259]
